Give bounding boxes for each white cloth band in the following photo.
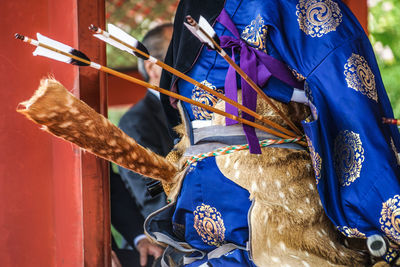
[291,88,308,104]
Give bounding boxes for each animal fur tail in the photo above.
[17,78,177,183]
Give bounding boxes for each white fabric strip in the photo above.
[291,88,308,104]
[191,120,213,129]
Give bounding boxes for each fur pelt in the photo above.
[17,78,177,182]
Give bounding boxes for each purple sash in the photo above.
[216,9,303,153]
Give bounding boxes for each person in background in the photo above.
[112,23,174,267]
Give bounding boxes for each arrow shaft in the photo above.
[100,65,306,146]
[196,25,304,136]
[18,34,306,146]
[94,27,297,138]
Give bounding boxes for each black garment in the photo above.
[118,91,174,219]
[110,167,144,248]
[160,0,225,130]
[110,167,154,267]
[110,167,142,267]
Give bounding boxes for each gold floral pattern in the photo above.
[241,14,268,53]
[384,247,400,263]
[334,130,365,186]
[296,0,342,38]
[290,67,306,82]
[306,136,322,184]
[191,80,223,120]
[380,195,400,245]
[344,53,377,102]
[304,81,313,103]
[390,138,400,165]
[193,203,226,247]
[337,226,366,239]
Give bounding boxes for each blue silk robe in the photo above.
[164,0,400,264]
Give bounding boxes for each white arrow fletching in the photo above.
[93,34,134,55]
[184,21,215,49]
[33,33,72,63]
[36,33,74,53]
[108,23,139,48]
[183,22,202,40]
[199,16,216,38]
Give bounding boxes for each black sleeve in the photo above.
[159,0,226,131]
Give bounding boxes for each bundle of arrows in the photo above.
[14,21,306,147]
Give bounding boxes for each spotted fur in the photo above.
[17,78,177,182]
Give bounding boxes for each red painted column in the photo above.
[76,1,110,266]
[0,0,109,266]
[0,0,83,266]
[344,0,368,33]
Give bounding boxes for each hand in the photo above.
[111,250,122,267]
[136,237,164,267]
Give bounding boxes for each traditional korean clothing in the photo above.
[150,0,400,265]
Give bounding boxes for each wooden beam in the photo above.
[76,0,111,266]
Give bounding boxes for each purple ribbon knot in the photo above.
[216,9,303,154]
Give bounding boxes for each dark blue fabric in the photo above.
[169,0,400,262]
[302,35,400,237]
[177,0,294,122]
[172,157,251,252]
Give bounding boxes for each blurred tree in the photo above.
[369,0,400,117]
[105,0,179,69]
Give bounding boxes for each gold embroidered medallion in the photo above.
[193,203,226,246]
[296,0,342,38]
[380,195,400,245]
[344,53,377,102]
[306,136,322,184]
[191,80,223,120]
[337,226,366,239]
[241,14,268,53]
[334,130,365,186]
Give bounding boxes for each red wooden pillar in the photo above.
[76,1,111,266]
[0,0,109,266]
[344,0,368,33]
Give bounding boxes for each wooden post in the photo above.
[0,0,110,266]
[76,0,110,266]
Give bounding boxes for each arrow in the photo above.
[383,117,400,126]
[184,15,303,136]
[89,24,298,138]
[15,33,306,146]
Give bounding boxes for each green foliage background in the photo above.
[369,0,400,117]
